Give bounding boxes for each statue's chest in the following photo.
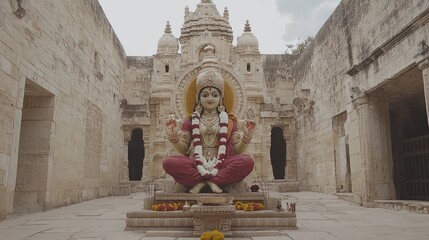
[200,124,219,147]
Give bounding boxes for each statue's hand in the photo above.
[165,114,182,136]
[243,119,256,137]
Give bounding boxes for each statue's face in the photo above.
[199,87,221,112]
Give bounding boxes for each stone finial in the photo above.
[164,21,172,34]
[201,0,212,3]
[185,6,190,16]
[244,20,251,32]
[223,7,229,21]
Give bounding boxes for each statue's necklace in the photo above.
[201,115,219,147]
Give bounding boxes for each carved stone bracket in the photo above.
[293,89,315,114]
[13,0,26,19]
[418,58,429,71]
[415,41,429,58]
[190,205,235,237]
[350,86,369,109]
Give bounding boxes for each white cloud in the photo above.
[276,0,340,43]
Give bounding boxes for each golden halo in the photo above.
[185,78,235,115]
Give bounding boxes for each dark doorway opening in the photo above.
[128,129,145,181]
[270,127,286,179]
[390,98,429,200]
[388,66,429,200]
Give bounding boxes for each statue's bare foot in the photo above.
[207,181,223,193]
[190,182,206,194]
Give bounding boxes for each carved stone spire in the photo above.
[180,0,233,43]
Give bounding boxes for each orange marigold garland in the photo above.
[234,201,264,211]
[151,202,184,211]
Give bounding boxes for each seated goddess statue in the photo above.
[163,65,256,194]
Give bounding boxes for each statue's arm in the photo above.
[165,115,191,155]
[232,119,256,154]
[169,130,191,154]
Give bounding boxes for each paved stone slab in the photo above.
[252,236,292,240]
[287,232,339,240]
[0,191,428,239]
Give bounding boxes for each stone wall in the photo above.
[292,0,429,203]
[259,54,298,181]
[0,0,127,219]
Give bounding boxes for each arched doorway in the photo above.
[270,127,286,179]
[128,129,145,181]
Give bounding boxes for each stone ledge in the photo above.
[374,200,429,214]
[269,180,300,192]
[155,192,265,201]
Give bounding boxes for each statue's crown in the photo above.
[196,45,224,97]
[196,69,224,97]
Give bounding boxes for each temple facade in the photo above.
[0,0,428,220]
[122,1,298,187]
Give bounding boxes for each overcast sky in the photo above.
[98,0,341,56]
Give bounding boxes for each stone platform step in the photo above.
[142,230,290,238]
[126,209,297,232]
[144,192,280,210]
[154,192,265,202]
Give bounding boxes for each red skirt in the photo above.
[163,154,254,188]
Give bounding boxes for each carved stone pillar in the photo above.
[418,59,429,126]
[284,132,297,181]
[352,94,375,206]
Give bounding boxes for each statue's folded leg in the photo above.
[163,155,205,188]
[210,155,254,186]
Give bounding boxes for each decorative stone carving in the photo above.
[293,97,314,114]
[247,108,255,119]
[286,202,296,213]
[190,205,236,237]
[415,40,429,58]
[350,87,369,109]
[418,58,429,71]
[293,89,314,115]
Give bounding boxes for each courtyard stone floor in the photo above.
[0,191,429,240]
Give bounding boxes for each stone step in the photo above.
[374,200,429,214]
[126,209,297,233]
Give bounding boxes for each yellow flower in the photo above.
[234,202,265,211]
[200,230,224,240]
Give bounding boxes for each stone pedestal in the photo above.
[126,192,297,236]
[190,205,236,237]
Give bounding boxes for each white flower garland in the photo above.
[192,111,228,177]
